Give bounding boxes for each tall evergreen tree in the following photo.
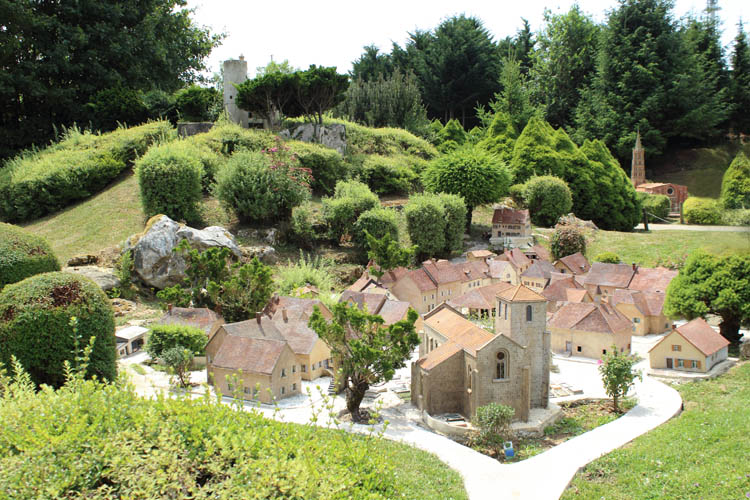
[351,45,393,82]
[729,22,750,135]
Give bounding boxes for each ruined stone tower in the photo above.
[631,130,646,187]
[222,56,249,128]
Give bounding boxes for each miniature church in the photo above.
[631,131,688,215]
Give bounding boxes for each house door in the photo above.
[565,341,572,353]
[666,358,673,369]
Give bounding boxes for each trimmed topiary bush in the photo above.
[190,120,277,155]
[0,223,60,288]
[135,141,204,223]
[508,183,527,207]
[174,85,221,122]
[722,209,750,226]
[683,197,722,225]
[636,192,671,223]
[404,193,447,261]
[720,151,750,209]
[551,226,587,260]
[193,145,224,192]
[357,155,420,195]
[438,193,467,255]
[287,141,347,195]
[524,176,573,227]
[286,203,322,249]
[594,252,621,264]
[322,180,379,242]
[0,272,116,387]
[215,149,311,223]
[146,324,208,358]
[352,207,400,260]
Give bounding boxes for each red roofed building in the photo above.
[631,131,688,214]
[548,302,632,358]
[491,207,531,238]
[553,252,591,276]
[610,289,673,335]
[649,318,729,373]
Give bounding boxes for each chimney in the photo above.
[282,308,288,323]
[632,262,637,272]
[167,303,173,315]
[671,324,676,331]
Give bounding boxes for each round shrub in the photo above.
[524,176,573,227]
[322,180,379,242]
[353,207,400,259]
[720,151,750,209]
[636,192,671,223]
[0,272,116,388]
[286,203,321,249]
[551,226,586,260]
[136,141,204,222]
[146,324,208,358]
[215,150,311,223]
[594,252,621,264]
[287,142,347,195]
[359,155,420,195]
[404,193,447,260]
[438,193,467,255]
[174,85,221,122]
[508,183,527,207]
[683,197,722,225]
[193,145,224,192]
[0,223,60,288]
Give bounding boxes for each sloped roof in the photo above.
[268,296,328,322]
[156,307,223,336]
[557,252,591,275]
[422,259,463,284]
[497,284,546,303]
[611,289,666,317]
[492,207,530,225]
[406,268,436,292]
[527,245,552,262]
[504,248,532,270]
[566,289,590,303]
[273,319,320,355]
[549,302,630,334]
[212,335,287,375]
[636,182,668,189]
[584,262,635,288]
[423,305,494,357]
[346,273,376,293]
[377,300,411,326]
[340,290,386,315]
[379,267,409,287]
[628,267,678,294]
[220,318,286,341]
[467,249,495,259]
[650,318,729,356]
[417,342,463,370]
[450,282,515,310]
[521,260,556,280]
[488,260,515,280]
[459,260,490,282]
[542,277,583,303]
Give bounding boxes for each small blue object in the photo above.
[503,441,514,458]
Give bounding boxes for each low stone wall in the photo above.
[177,122,214,137]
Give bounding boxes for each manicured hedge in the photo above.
[287,141,347,195]
[135,141,204,222]
[352,207,400,259]
[405,193,446,260]
[322,180,379,242]
[0,272,116,388]
[146,324,208,358]
[190,121,277,155]
[357,155,421,195]
[683,197,722,225]
[637,192,671,223]
[0,223,60,288]
[0,121,173,222]
[720,151,750,209]
[524,176,573,227]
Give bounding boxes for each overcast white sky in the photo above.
[186,0,749,77]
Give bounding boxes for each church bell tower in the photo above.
[631,130,645,187]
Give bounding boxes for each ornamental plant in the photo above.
[146,325,208,358]
[0,222,60,288]
[550,226,586,260]
[524,175,573,227]
[598,347,641,413]
[473,402,515,452]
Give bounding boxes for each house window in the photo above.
[577,346,582,352]
[207,354,212,364]
[292,365,296,373]
[495,351,508,380]
[633,318,640,323]
[526,305,533,322]
[244,387,251,394]
[672,345,681,352]
[423,296,426,302]
[467,366,472,389]
[665,323,669,328]
[504,303,507,320]
[677,359,684,368]
[292,383,297,391]
[281,386,285,395]
[602,349,607,355]
[301,364,306,372]
[691,360,698,369]
[281,368,286,377]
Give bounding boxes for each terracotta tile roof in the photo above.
[407,268,436,292]
[488,260,515,281]
[636,182,668,189]
[273,319,320,355]
[340,290,386,315]
[542,277,583,303]
[557,252,590,275]
[584,262,635,288]
[423,305,494,356]
[503,248,531,270]
[346,273,375,293]
[529,245,552,262]
[267,296,328,322]
[417,342,463,370]
[156,307,223,336]
[492,207,530,225]
[566,289,590,303]
[459,260,490,282]
[377,300,411,326]
[450,282,515,310]
[549,271,571,283]
[628,267,678,294]
[521,260,556,280]
[611,289,666,317]
[422,259,463,284]
[650,318,729,356]
[220,318,286,341]
[497,284,547,302]
[549,302,630,334]
[211,335,287,375]
[380,267,409,287]
[467,250,495,259]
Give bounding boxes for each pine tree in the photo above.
[730,22,750,135]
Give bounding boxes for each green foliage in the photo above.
[352,208,400,260]
[404,194,446,260]
[523,175,573,227]
[0,272,116,388]
[296,65,350,126]
[115,250,135,298]
[491,56,537,133]
[207,258,274,323]
[598,348,641,412]
[477,112,518,164]
[322,180,379,242]
[86,86,149,131]
[664,251,750,343]
[636,192,671,222]
[147,325,207,358]
[730,24,750,135]
[215,146,311,223]
[192,145,225,192]
[720,151,750,209]
[683,197,722,225]
[365,231,415,280]
[286,203,322,249]
[335,69,430,136]
[0,1,221,158]
[357,155,421,195]
[594,252,621,264]
[174,85,221,122]
[473,403,515,449]
[438,193,469,255]
[0,223,60,288]
[276,253,335,295]
[190,120,277,155]
[722,209,750,226]
[235,72,300,130]
[161,345,194,387]
[286,141,346,195]
[437,119,468,148]
[309,302,419,420]
[0,121,173,222]
[422,144,511,227]
[508,183,527,207]
[135,141,204,222]
[551,226,587,260]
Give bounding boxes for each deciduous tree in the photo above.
[598,347,641,412]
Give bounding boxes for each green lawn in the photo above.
[562,362,750,499]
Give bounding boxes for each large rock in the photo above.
[280,123,347,155]
[740,341,750,361]
[129,215,241,289]
[64,266,120,291]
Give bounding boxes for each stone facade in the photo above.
[631,130,688,214]
[223,57,249,128]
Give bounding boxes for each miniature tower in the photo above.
[494,285,550,408]
[222,55,249,128]
[631,130,646,187]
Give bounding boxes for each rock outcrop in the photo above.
[128,215,241,289]
[280,123,347,155]
[63,266,120,291]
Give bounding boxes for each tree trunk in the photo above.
[613,393,619,413]
[465,206,474,233]
[346,377,369,422]
[719,315,741,344]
